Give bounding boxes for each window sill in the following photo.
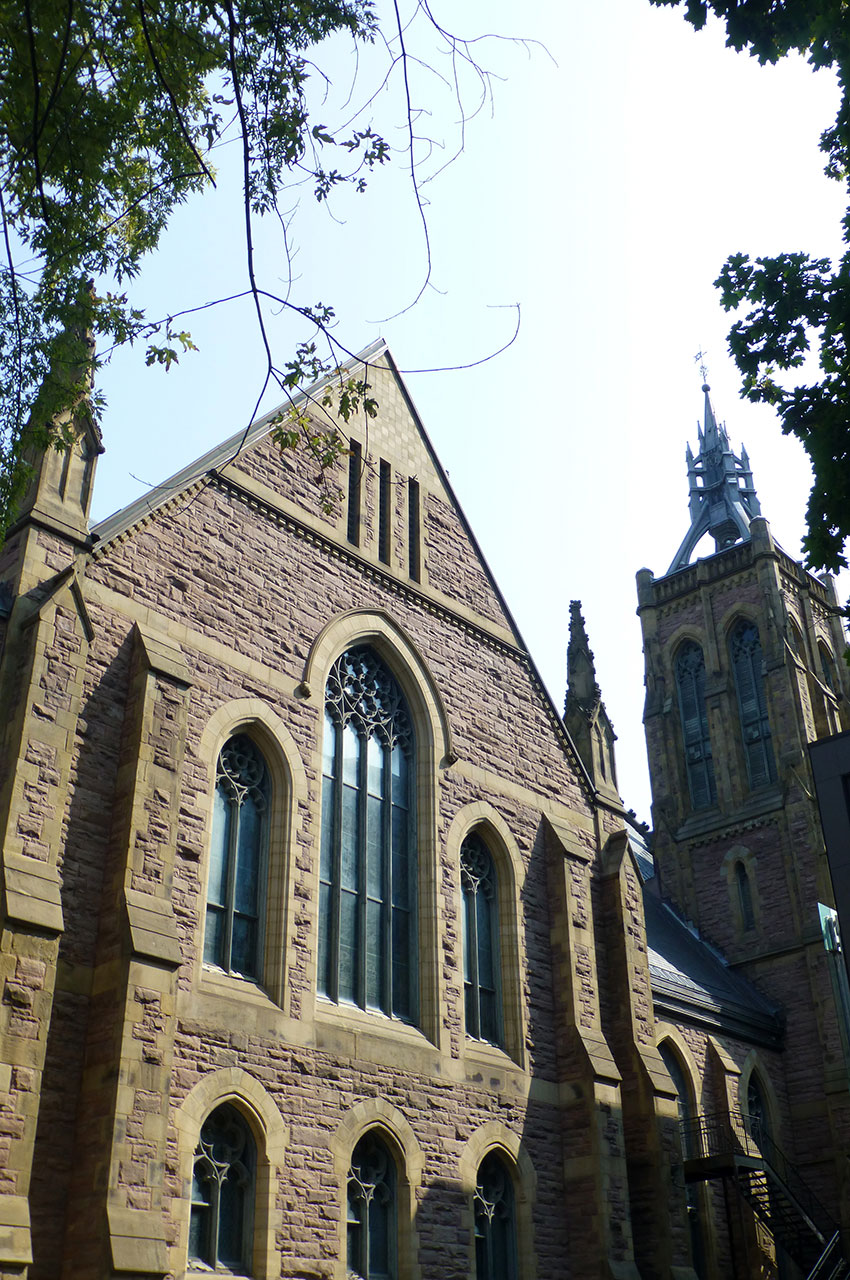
[314,997,440,1065]
[462,1037,524,1074]
[199,964,280,1012]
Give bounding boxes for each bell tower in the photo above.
[636,384,850,1221]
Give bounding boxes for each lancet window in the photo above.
[347,1133,397,1280]
[474,1153,518,1280]
[736,862,755,931]
[205,735,269,980]
[189,1104,256,1273]
[461,832,502,1047]
[729,620,776,789]
[319,647,416,1021]
[674,642,717,810]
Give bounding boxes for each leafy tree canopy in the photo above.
[0,0,491,529]
[652,0,850,570]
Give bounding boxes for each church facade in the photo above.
[0,342,846,1279]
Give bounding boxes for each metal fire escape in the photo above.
[680,1111,849,1279]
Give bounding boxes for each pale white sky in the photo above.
[93,0,849,821]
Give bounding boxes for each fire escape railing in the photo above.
[679,1110,847,1279]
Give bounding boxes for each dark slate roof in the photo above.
[642,890,784,1049]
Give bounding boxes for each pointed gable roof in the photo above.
[90,339,599,802]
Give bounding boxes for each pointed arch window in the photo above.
[736,862,755,931]
[347,1133,397,1280]
[461,833,502,1047]
[675,642,717,810]
[474,1153,518,1280]
[189,1104,256,1273]
[746,1072,770,1151]
[205,736,269,980]
[319,647,416,1021]
[730,620,776,789]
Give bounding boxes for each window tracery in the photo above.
[189,1104,256,1274]
[474,1153,517,1280]
[347,1133,396,1280]
[320,647,416,1021]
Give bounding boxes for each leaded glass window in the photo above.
[461,833,502,1047]
[675,642,716,810]
[729,620,776,789]
[205,736,269,979]
[319,647,416,1020]
[189,1104,255,1273]
[347,1133,396,1280]
[474,1154,518,1280]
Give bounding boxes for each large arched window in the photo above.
[675,642,717,810]
[729,619,776,789]
[205,736,269,980]
[461,832,502,1048]
[347,1132,397,1280]
[474,1153,518,1280]
[319,647,416,1021]
[189,1104,256,1273]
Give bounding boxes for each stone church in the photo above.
[0,339,848,1279]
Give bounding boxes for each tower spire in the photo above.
[667,381,762,573]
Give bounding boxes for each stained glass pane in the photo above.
[339,889,358,1003]
[235,793,261,915]
[204,906,224,967]
[323,710,337,777]
[391,807,408,909]
[208,787,232,907]
[366,898,383,1010]
[477,891,494,988]
[343,723,360,787]
[392,909,410,1020]
[317,881,331,996]
[342,784,359,892]
[189,1166,212,1264]
[231,914,257,978]
[367,735,384,798]
[391,745,408,806]
[367,794,384,899]
[218,1166,245,1267]
[320,775,335,883]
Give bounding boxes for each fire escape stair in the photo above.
[681,1112,849,1280]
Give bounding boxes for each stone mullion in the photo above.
[543,816,640,1279]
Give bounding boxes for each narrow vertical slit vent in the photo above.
[379,460,391,564]
[408,478,420,581]
[347,442,362,546]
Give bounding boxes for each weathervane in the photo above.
[694,347,709,386]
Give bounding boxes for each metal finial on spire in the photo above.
[667,384,762,573]
[694,347,710,388]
